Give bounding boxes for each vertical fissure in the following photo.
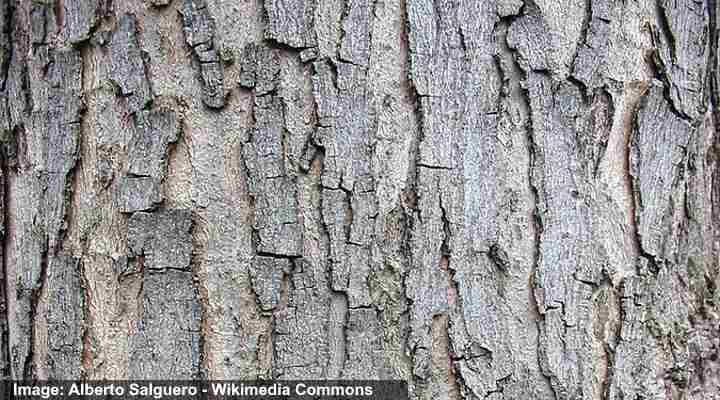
[54,0,65,34]
[0,0,17,378]
[623,82,649,261]
[708,0,719,124]
[498,14,556,398]
[79,256,93,379]
[24,241,48,380]
[654,0,677,64]
[0,148,9,379]
[0,0,11,92]
[2,136,16,381]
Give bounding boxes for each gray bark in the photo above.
[0,0,719,399]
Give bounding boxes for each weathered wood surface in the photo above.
[0,0,718,399]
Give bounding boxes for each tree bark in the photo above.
[0,0,719,399]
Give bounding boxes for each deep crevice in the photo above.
[708,0,719,127]
[0,145,9,379]
[654,0,677,64]
[0,0,11,92]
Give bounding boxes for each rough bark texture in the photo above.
[0,0,719,399]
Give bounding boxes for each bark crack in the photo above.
[708,0,719,125]
[0,146,8,379]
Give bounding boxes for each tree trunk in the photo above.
[0,0,719,398]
